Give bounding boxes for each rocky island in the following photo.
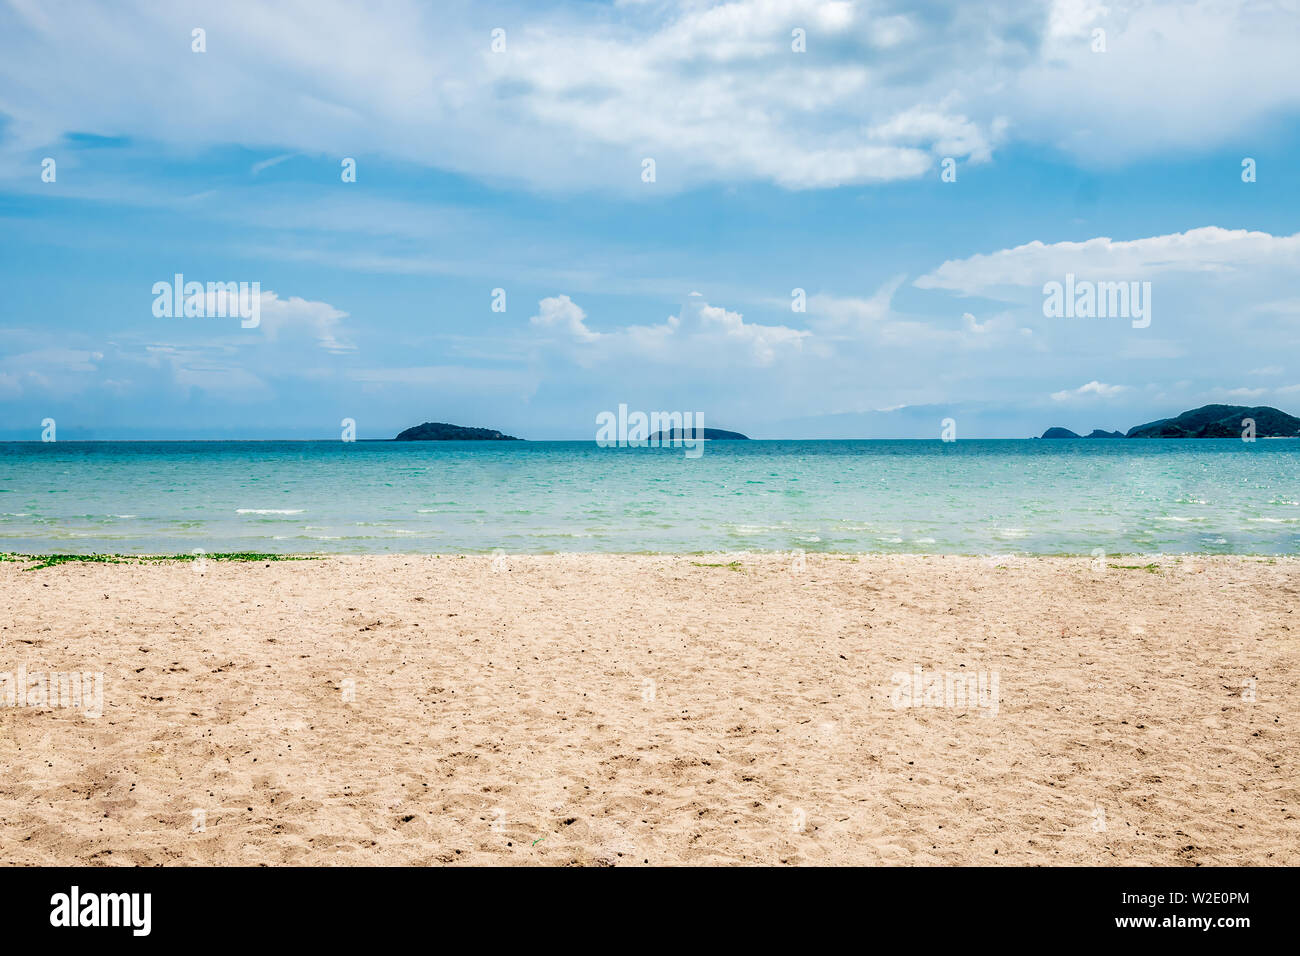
[395,422,521,441]
[648,427,749,441]
[1040,427,1125,439]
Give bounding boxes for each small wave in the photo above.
[237,509,305,515]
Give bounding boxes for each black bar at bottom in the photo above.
[0,865,1282,943]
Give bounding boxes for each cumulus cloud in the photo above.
[530,295,600,342]
[1051,381,1130,401]
[533,292,807,366]
[679,295,808,364]
[257,292,354,353]
[185,288,355,352]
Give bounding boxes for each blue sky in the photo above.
[1,0,1298,439]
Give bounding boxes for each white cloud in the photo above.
[250,153,295,175]
[530,294,599,342]
[1020,0,1300,165]
[178,288,355,353]
[0,348,104,396]
[10,1,1292,193]
[1051,381,1130,401]
[654,294,809,365]
[256,292,354,353]
[807,276,905,334]
[806,277,1035,350]
[0,287,357,403]
[137,345,271,401]
[171,364,271,400]
[915,227,1300,295]
[533,292,807,367]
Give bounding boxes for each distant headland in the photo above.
[394,422,521,441]
[1039,404,1300,439]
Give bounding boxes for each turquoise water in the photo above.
[0,439,1296,555]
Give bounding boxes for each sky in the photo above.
[1,0,1298,440]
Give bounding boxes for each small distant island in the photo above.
[649,427,749,441]
[1040,427,1125,439]
[392,422,750,441]
[1040,404,1300,439]
[395,422,521,441]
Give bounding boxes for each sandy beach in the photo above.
[0,553,1295,866]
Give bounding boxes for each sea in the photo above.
[0,439,1296,555]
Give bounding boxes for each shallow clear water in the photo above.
[0,439,1296,555]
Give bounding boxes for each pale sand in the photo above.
[0,553,1296,866]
